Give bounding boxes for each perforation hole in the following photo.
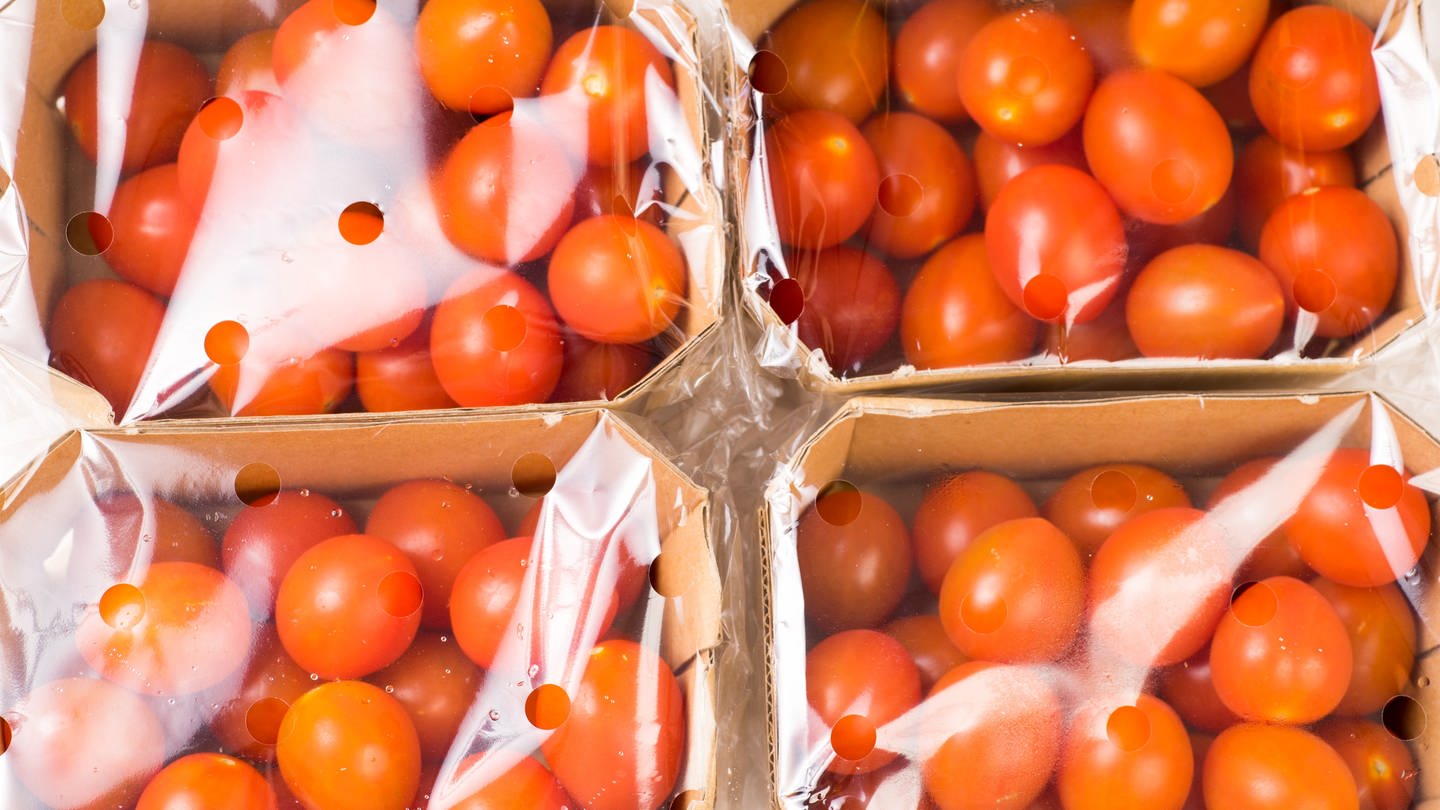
[235,464,281,507]
[197,97,244,141]
[483,306,527,351]
[67,211,112,256]
[1358,464,1404,509]
[749,50,788,95]
[245,697,289,745]
[512,453,556,498]
[525,684,570,730]
[1107,705,1150,751]
[1229,580,1275,627]
[99,583,145,630]
[815,481,861,527]
[1090,469,1137,512]
[768,278,803,325]
[339,202,384,246]
[1022,274,1067,321]
[830,714,876,761]
[205,321,249,366]
[61,0,104,29]
[378,571,423,617]
[332,0,376,25]
[1293,270,1337,313]
[1382,694,1425,741]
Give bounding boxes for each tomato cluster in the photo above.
[759,0,1396,375]
[795,448,1428,808]
[48,0,689,419]
[9,479,686,810]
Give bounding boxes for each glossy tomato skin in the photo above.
[222,488,358,617]
[1083,69,1233,225]
[277,680,422,810]
[1129,0,1269,87]
[209,344,355,418]
[217,29,281,97]
[76,493,219,570]
[861,112,975,259]
[430,268,564,406]
[49,279,164,416]
[540,26,675,165]
[1157,649,1242,733]
[972,127,1087,210]
[911,469,1038,593]
[444,755,571,810]
[767,110,880,250]
[1057,694,1194,810]
[416,0,553,113]
[893,0,993,122]
[548,216,686,343]
[211,625,314,762]
[63,41,212,175]
[765,0,889,122]
[100,163,198,297]
[1064,0,1136,76]
[356,316,459,412]
[805,630,921,774]
[1310,578,1417,717]
[1234,133,1356,250]
[1044,463,1192,556]
[1127,245,1285,359]
[787,245,900,373]
[901,234,1040,369]
[1250,6,1380,151]
[1204,723,1359,809]
[1317,718,1418,810]
[797,489,912,632]
[1207,456,1311,581]
[136,753,276,810]
[449,536,531,669]
[369,632,481,762]
[958,9,1094,146]
[883,614,968,692]
[938,517,1084,662]
[541,639,687,809]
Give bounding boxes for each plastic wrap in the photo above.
[0,408,720,809]
[734,0,1440,392]
[0,0,724,423]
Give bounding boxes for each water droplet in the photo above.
[281,252,294,263]
[310,673,320,681]
[488,709,501,722]
[299,488,311,497]
[384,685,394,693]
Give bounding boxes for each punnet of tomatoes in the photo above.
[0,409,719,810]
[742,0,1430,386]
[9,0,720,423]
[768,392,1438,809]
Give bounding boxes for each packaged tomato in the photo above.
[737,0,1440,390]
[0,408,719,809]
[0,0,723,422]
[766,393,1439,808]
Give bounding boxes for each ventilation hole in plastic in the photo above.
[601,0,635,17]
[468,86,515,121]
[1090,469,1137,512]
[1107,705,1151,751]
[1023,274,1068,321]
[235,463,281,507]
[1382,694,1425,741]
[669,791,704,810]
[525,684,570,730]
[815,481,861,526]
[99,583,145,630]
[1230,580,1275,627]
[67,211,112,256]
[204,321,250,366]
[878,174,923,217]
[198,97,244,141]
[830,714,876,761]
[1415,155,1440,197]
[483,305,527,351]
[961,594,1006,634]
[748,50,788,95]
[1358,464,1404,509]
[768,278,804,325]
[245,697,289,745]
[512,453,556,497]
[1151,159,1197,205]
[332,0,376,25]
[61,0,104,30]
[649,553,683,597]
[0,716,10,756]
[339,202,383,246]
[378,571,423,617]
[1293,270,1337,313]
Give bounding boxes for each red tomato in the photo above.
[1043,463,1192,556]
[805,630,921,774]
[1089,508,1231,667]
[175,90,297,210]
[9,677,166,810]
[901,235,1039,370]
[1204,723,1358,809]
[137,753,276,810]
[62,41,212,175]
[1127,244,1285,359]
[75,493,218,569]
[416,0,553,113]
[277,680,422,810]
[443,755,571,809]
[450,536,530,669]
[217,29,281,97]
[1203,63,1260,130]
[211,626,314,762]
[1183,733,1212,810]
[959,9,1094,145]
[540,26,675,165]
[985,165,1127,324]
[369,632,481,762]
[1250,6,1379,151]
[1042,296,1139,362]
[1083,69,1233,224]
[75,561,251,695]
[1283,449,1429,587]
[366,479,507,629]
[275,534,422,678]
[911,469,1038,593]
[787,245,900,373]
[1207,457,1311,581]
[356,315,459,412]
[1158,648,1242,734]
[222,488,358,617]
[548,216,686,343]
[972,127,1087,210]
[797,488,912,632]
[1124,184,1238,269]
[574,162,664,225]
[1258,186,1398,339]
[939,517,1084,662]
[430,268,564,406]
[550,335,654,402]
[1318,718,1418,810]
[98,163,198,297]
[49,279,164,415]
[883,614,969,692]
[1129,0,1268,87]
[860,112,975,259]
[1210,576,1354,723]
[893,0,994,122]
[210,343,354,418]
[1063,0,1136,76]
[309,214,427,354]
[766,109,880,250]
[764,0,889,122]
[1058,695,1194,810]
[1234,133,1356,250]
[1310,578,1417,717]
[541,639,687,809]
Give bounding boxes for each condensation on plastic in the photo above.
[0,0,725,424]
[0,409,719,809]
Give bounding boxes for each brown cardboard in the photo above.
[765,392,1440,806]
[733,0,1434,393]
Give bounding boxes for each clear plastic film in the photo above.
[0,408,720,809]
[0,0,724,424]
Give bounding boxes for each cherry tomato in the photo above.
[75,493,218,569]
[972,127,1087,210]
[1210,576,1353,723]
[450,536,529,668]
[549,216,686,343]
[210,343,354,418]
[211,626,314,762]
[785,245,899,373]
[366,479,506,629]
[275,534,422,678]
[62,41,212,175]
[443,755,571,809]
[766,109,880,250]
[1318,718,1418,810]
[370,632,481,762]
[356,315,459,412]
[217,29,281,97]
[1063,0,1136,76]
[49,279,164,415]
[901,235,1039,370]
[893,0,994,122]
[1259,186,1398,339]
[985,165,1127,324]
[1204,723,1358,809]
[1083,69,1233,224]
[1203,63,1260,130]
[1250,6,1379,151]
[1125,184,1237,269]
[540,26,675,165]
[883,614,968,692]
[1058,694,1194,810]
[416,0,553,113]
[175,90,299,212]
[860,113,975,260]
[1182,733,1212,810]
[574,162,664,225]
[1127,245,1285,359]
[1042,297,1139,362]
[541,639,687,809]
[1235,133,1356,250]
[430,268,564,406]
[9,677,166,810]
[959,9,1094,145]
[805,629,921,774]
[764,0,889,122]
[98,163,198,297]
[1207,457,1311,581]
[1157,649,1242,733]
[1129,0,1268,87]
[222,488,358,617]
[303,213,427,355]
[1044,463,1192,556]
[797,488,912,632]
[277,680,422,810]
[1310,578,1417,717]
[550,335,654,402]
[939,517,1084,662]
[1283,449,1429,587]
[137,753,276,810]
[911,469,1038,593]
[1089,508,1231,666]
